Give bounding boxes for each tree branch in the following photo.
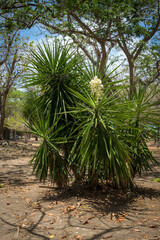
[71,36,97,65]
[70,13,98,40]
[133,10,160,60]
[116,18,131,61]
[1,2,38,10]
[0,29,18,66]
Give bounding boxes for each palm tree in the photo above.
[24,40,160,189]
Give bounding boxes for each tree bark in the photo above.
[0,90,8,139]
[0,90,2,138]
[100,41,107,72]
[128,60,135,96]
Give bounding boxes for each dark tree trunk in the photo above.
[0,91,8,139]
[13,129,16,140]
[0,91,2,139]
[100,42,107,72]
[3,127,10,140]
[129,60,135,97]
[0,105,5,140]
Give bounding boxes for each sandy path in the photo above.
[0,140,160,240]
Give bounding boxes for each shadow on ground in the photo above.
[0,140,160,240]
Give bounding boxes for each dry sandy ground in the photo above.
[0,139,160,240]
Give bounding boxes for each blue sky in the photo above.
[20,25,46,41]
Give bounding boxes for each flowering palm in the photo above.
[69,77,133,188]
[24,40,159,189]
[90,76,103,101]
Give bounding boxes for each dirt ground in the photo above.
[0,139,160,240]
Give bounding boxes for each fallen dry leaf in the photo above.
[76,201,83,208]
[50,220,54,224]
[48,205,53,208]
[117,218,124,222]
[47,212,54,216]
[112,213,125,223]
[143,236,149,239]
[31,202,41,209]
[82,220,89,225]
[24,221,29,226]
[30,212,36,216]
[148,225,159,228]
[61,236,67,239]
[62,205,76,214]
[75,235,83,240]
[135,229,141,232]
[46,226,51,229]
[42,219,49,222]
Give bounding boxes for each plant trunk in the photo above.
[100,42,107,72]
[13,129,16,140]
[129,60,135,97]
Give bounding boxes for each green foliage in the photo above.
[22,90,38,123]
[69,85,133,187]
[122,84,160,176]
[24,40,87,186]
[135,41,160,84]
[6,89,25,114]
[25,40,86,126]
[25,111,69,187]
[152,178,160,182]
[5,89,26,130]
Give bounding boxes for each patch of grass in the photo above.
[0,184,5,188]
[152,178,160,182]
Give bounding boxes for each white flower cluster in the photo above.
[90,76,103,100]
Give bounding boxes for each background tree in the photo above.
[135,39,160,86]
[0,17,18,66]
[0,0,116,70]
[4,89,26,133]
[0,27,28,139]
[1,0,160,92]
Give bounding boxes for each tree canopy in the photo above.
[0,0,160,93]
